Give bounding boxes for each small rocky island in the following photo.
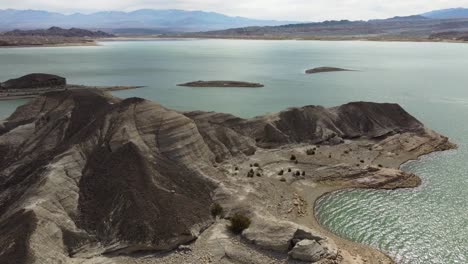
[178,80,264,87]
[0,89,455,264]
[305,67,353,74]
[0,73,142,100]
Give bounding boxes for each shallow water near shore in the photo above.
[0,40,467,263]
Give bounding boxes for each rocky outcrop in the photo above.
[241,215,338,262]
[0,89,453,264]
[0,73,66,89]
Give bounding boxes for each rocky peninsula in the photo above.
[0,89,455,264]
[178,80,264,87]
[0,73,143,100]
[305,67,353,74]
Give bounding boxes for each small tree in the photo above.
[228,214,251,234]
[211,203,224,218]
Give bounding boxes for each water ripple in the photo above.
[316,149,468,264]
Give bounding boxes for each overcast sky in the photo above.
[0,0,467,21]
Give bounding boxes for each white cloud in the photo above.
[0,0,467,21]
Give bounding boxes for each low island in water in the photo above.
[305,67,353,74]
[178,80,264,87]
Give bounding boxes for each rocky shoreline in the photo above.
[0,89,455,264]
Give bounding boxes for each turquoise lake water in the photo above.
[0,40,467,263]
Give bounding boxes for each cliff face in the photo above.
[0,89,449,264]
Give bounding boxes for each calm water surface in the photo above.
[0,40,467,263]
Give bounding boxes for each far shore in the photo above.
[0,36,466,49]
[0,85,144,100]
[99,35,468,44]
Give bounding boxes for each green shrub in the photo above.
[228,213,251,234]
[211,203,224,218]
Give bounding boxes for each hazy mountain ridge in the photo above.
[421,7,468,19]
[177,13,468,40]
[0,9,297,32]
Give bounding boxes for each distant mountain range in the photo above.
[0,9,297,33]
[421,8,468,19]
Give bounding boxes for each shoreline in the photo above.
[0,41,99,49]
[295,144,457,264]
[100,36,468,44]
[0,85,144,100]
[0,37,466,49]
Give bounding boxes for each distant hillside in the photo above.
[421,8,468,19]
[176,15,468,40]
[0,9,297,32]
[3,27,114,38]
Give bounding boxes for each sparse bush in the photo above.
[295,171,301,176]
[295,160,298,164]
[378,164,383,168]
[306,149,316,155]
[360,160,365,163]
[302,171,305,176]
[328,154,332,158]
[253,163,260,167]
[235,166,239,171]
[247,169,255,177]
[211,203,224,218]
[278,170,284,176]
[288,168,292,172]
[256,172,261,177]
[228,213,251,234]
[290,154,296,161]
[280,177,286,182]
